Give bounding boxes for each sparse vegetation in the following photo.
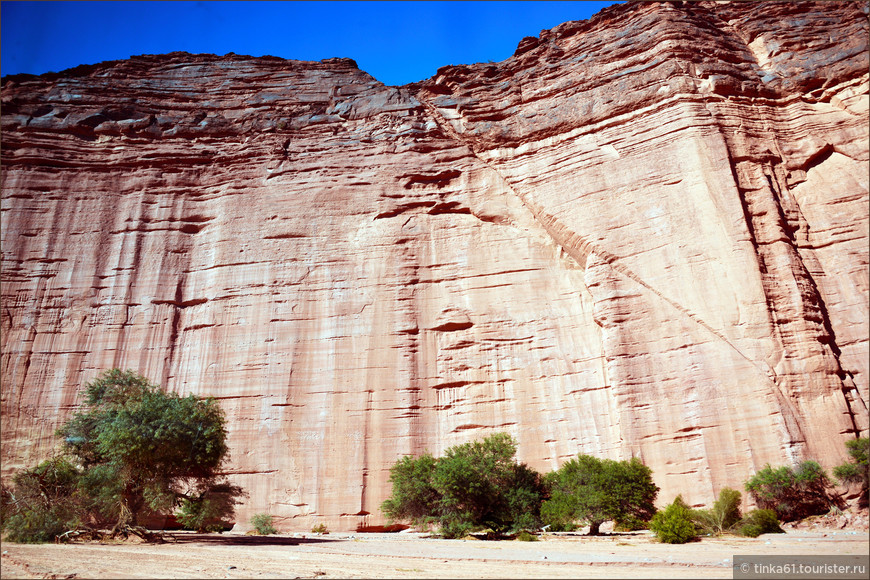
[8,400,858,545]
[649,496,697,544]
[691,487,742,536]
[688,488,785,538]
[251,513,277,535]
[311,522,329,534]
[380,438,864,543]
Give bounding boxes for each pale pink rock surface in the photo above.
[2,1,867,530]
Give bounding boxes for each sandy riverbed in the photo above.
[1,528,867,579]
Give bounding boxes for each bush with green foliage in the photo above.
[437,512,474,539]
[691,487,742,536]
[0,484,12,532]
[4,369,245,542]
[311,523,329,534]
[744,461,832,522]
[433,433,544,536]
[833,437,869,507]
[381,433,545,538]
[380,454,439,528]
[251,513,277,535]
[541,455,658,535]
[1,458,80,542]
[4,505,78,544]
[613,521,644,532]
[176,480,242,532]
[649,496,697,544]
[516,530,538,541]
[736,509,784,538]
[1,457,84,543]
[613,515,649,532]
[57,369,244,533]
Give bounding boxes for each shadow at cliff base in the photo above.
[546,531,648,538]
[167,533,338,546]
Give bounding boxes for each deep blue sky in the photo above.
[1,1,619,86]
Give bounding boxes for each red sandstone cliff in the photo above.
[2,1,868,531]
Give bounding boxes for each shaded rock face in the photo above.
[2,1,867,530]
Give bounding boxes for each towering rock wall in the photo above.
[2,1,867,530]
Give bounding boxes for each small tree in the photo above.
[833,437,869,508]
[649,496,697,544]
[381,433,545,538]
[541,455,658,535]
[433,434,544,536]
[55,369,244,536]
[744,461,832,522]
[692,487,742,535]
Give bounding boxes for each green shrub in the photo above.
[381,433,545,538]
[834,437,869,507]
[516,530,538,541]
[844,437,869,469]
[745,461,832,522]
[434,434,545,536]
[380,454,439,527]
[545,521,578,532]
[736,509,784,538]
[2,457,83,543]
[176,481,244,533]
[438,515,473,539]
[0,484,12,532]
[251,513,277,535]
[614,515,649,532]
[712,487,742,529]
[692,488,742,535]
[649,496,697,544]
[75,463,123,527]
[4,504,80,543]
[834,463,864,487]
[311,522,328,534]
[541,455,658,535]
[503,464,546,534]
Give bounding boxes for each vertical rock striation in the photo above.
[2,1,867,529]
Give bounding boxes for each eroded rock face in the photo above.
[2,1,867,530]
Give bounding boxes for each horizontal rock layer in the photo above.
[2,0,868,530]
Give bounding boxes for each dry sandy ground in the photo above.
[1,528,867,579]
